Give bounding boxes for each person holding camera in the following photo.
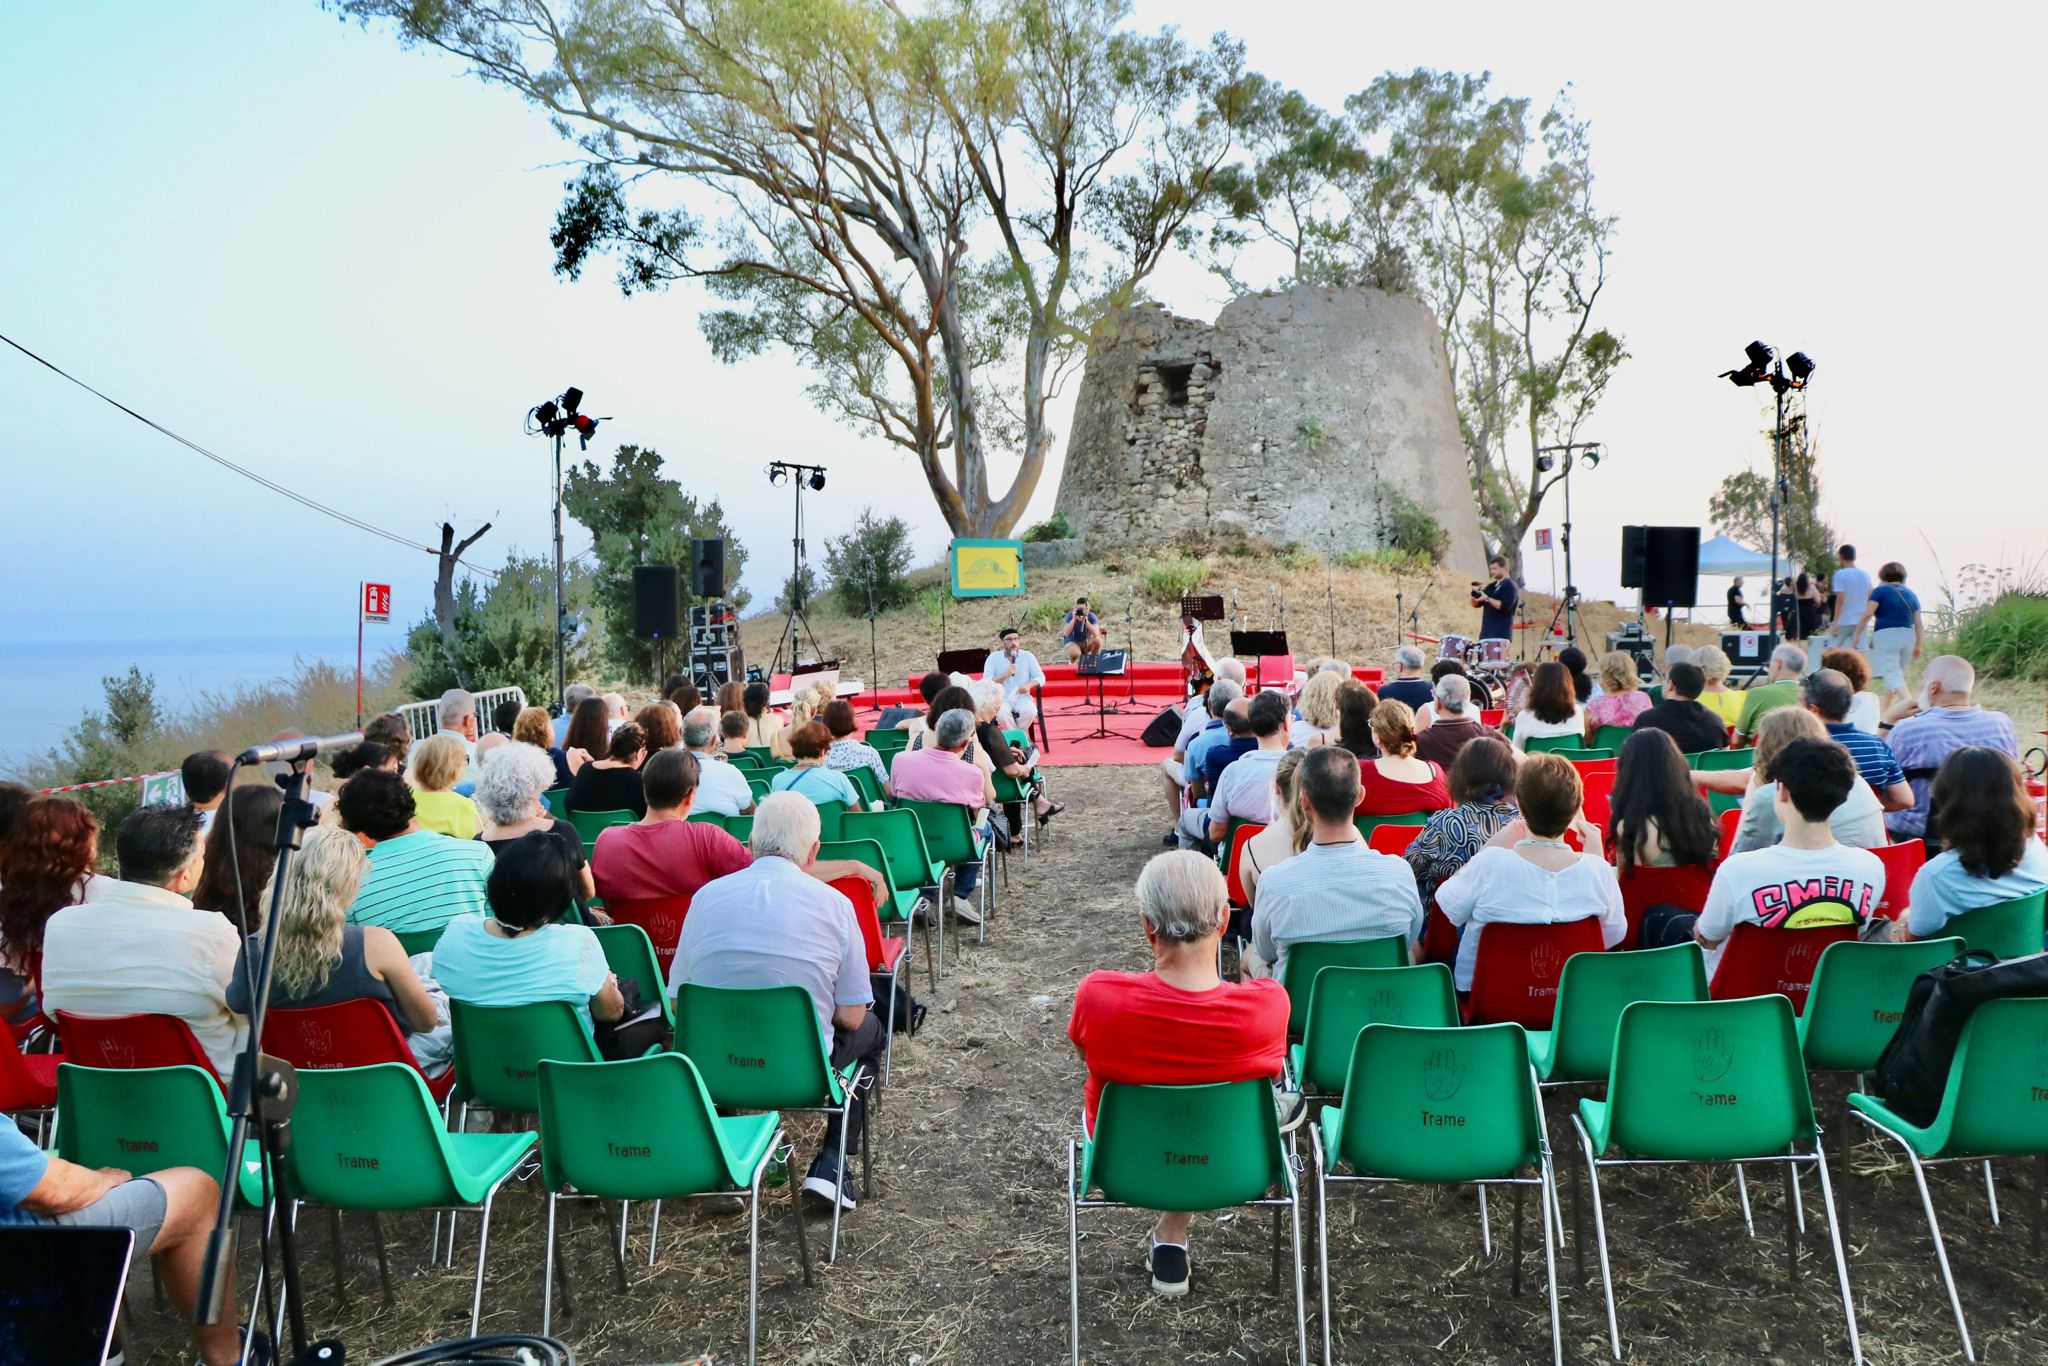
[1062,596,1104,662]
[1472,554,1520,640]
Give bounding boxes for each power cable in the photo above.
[0,328,499,579]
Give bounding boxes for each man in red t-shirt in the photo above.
[1067,850,1287,1298]
[594,750,885,904]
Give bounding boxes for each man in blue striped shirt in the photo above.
[337,770,493,937]
[1801,670,1913,813]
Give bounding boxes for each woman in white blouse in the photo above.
[1509,661,1590,752]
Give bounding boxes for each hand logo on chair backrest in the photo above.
[98,1041,136,1069]
[1691,1027,1735,1084]
[1421,1048,1464,1102]
[1367,988,1403,1024]
[299,1022,334,1060]
[1529,941,1564,982]
[1784,940,1819,976]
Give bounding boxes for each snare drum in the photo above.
[1436,634,1476,665]
[1477,637,1512,669]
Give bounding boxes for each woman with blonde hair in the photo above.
[1585,651,1652,732]
[769,682,836,761]
[1237,748,1308,905]
[1690,645,1744,729]
[1290,670,1344,747]
[225,825,448,1072]
[1730,708,1885,853]
[1356,699,1453,817]
[407,733,481,839]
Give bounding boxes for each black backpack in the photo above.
[1871,949,2048,1127]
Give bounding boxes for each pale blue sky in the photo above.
[3,2,2040,652]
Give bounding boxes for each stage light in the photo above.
[1786,352,1816,382]
[1535,453,1556,474]
[572,413,600,449]
[769,465,788,486]
[808,470,827,491]
[1720,340,1773,387]
[1581,445,1602,469]
[561,386,584,416]
[534,399,559,428]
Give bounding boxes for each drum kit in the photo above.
[1431,633,1514,673]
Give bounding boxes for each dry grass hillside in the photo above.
[736,550,1728,690]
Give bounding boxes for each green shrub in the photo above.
[1279,545,1322,572]
[1947,592,2048,682]
[1142,555,1208,602]
[1021,597,1068,633]
[1377,488,1449,562]
[824,508,916,614]
[1021,514,1072,543]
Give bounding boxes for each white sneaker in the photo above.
[949,895,984,926]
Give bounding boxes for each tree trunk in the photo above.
[433,521,490,689]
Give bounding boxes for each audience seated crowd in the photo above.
[1732,708,1888,854]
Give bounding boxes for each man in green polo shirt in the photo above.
[1735,642,1808,742]
[337,769,493,936]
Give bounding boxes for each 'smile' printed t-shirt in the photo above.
[1067,970,1287,1130]
[1693,842,1885,975]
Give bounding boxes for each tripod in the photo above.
[1537,586,1583,660]
[769,462,827,676]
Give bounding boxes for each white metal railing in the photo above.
[392,686,530,741]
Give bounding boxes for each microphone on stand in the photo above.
[235,732,364,768]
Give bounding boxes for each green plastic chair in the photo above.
[393,925,451,957]
[688,811,730,831]
[1690,747,1752,816]
[1313,1024,1560,1365]
[842,809,945,913]
[542,787,569,819]
[1067,1080,1307,1365]
[1524,734,1590,755]
[843,765,886,810]
[1799,937,1962,1074]
[866,727,910,753]
[449,999,604,1121]
[592,923,675,1030]
[282,1063,536,1336]
[673,983,871,1264]
[1943,890,2048,960]
[1848,996,2048,1361]
[57,1063,266,1208]
[989,768,1037,855]
[1644,684,1664,706]
[1351,811,1431,842]
[745,775,773,801]
[807,798,847,844]
[1277,936,1409,1038]
[728,750,765,770]
[1525,943,1708,1084]
[1290,964,1457,1098]
[538,1055,803,1358]
[725,814,755,845]
[567,807,636,849]
[1591,725,1634,754]
[1573,998,1860,1362]
[897,798,993,938]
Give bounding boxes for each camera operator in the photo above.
[1471,554,1520,640]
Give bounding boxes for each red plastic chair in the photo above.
[1616,863,1717,948]
[1255,654,1296,694]
[1223,823,1267,907]
[53,1011,223,1089]
[5,1008,51,1046]
[262,998,456,1101]
[1419,903,1460,968]
[1580,770,1618,829]
[1464,918,1607,1029]
[832,876,908,1086]
[1869,840,1927,922]
[602,895,694,978]
[1367,823,1424,857]
[1718,806,1742,861]
[1708,923,1856,1015]
[0,1038,59,1115]
[1479,709,1505,729]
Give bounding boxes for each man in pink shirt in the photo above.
[887,708,994,923]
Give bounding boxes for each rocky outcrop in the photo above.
[1052,286,1485,569]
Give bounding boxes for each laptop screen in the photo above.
[0,1225,133,1365]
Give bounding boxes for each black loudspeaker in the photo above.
[1641,526,1702,608]
[632,565,681,639]
[1141,705,1184,748]
[1620,525,1647,588]
[690,537,725,598]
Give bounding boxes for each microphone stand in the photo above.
[1409,572,1439,641]
[196,758,328,1364]
[1124,588,1138,703]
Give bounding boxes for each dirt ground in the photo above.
[120,763,2048,1364]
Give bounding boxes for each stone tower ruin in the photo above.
[1052,285,1485,571]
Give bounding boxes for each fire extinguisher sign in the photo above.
[361,583,392,623]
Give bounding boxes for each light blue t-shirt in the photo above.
[429,915,612,1033]
[769,764,859,808]
[1183,720,1229,788]
[1831,565,1873,631]
[0,1119,52,1225]
[1906,842,2048,940]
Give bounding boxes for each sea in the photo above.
[0,636,362,771]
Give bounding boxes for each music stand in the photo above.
[1180,593,1226,622]
[1074,650,1141,740]
[935,647,985,678]
[0,1226,132,1366]
[1229,629,1290,693]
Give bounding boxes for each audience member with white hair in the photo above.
[474,741,596,901]
[1664,643,1694,670]
[1735,642,1808,741]
[1161,664,1247,829]
[670,792,882,1213]
[1378,645,1434,712]
[1066,850,1288,1298]
[1882,654,2020,843]
[682,706,757,816]
[436,687,479,766]
[971,681,1063,829]
[1414,673,1507,768]
[454,730,507,798]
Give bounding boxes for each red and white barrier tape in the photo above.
[36,773,153,796]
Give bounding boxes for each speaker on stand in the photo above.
[1638,526,1701,657]
[691,537,726,598]
[632,564,681,683]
